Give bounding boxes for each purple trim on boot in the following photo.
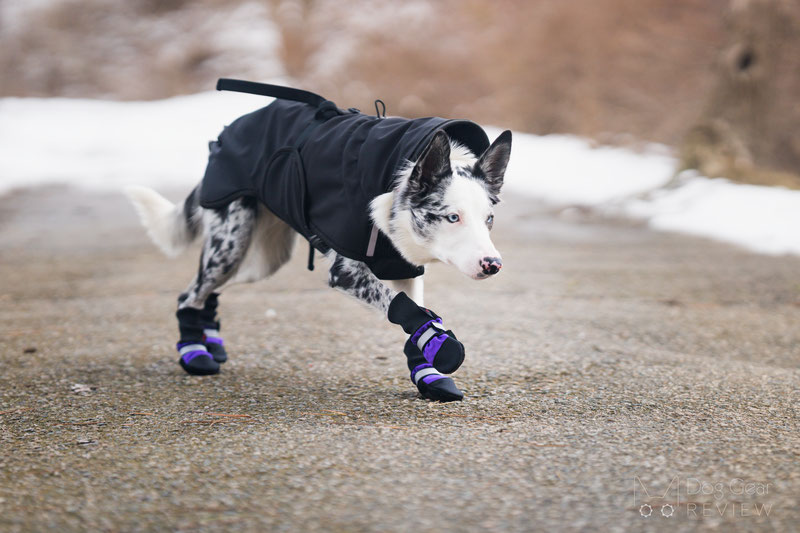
[422,334,448,364]
[181,350,211,363]
[176,342,212,364]
[409,318,443,346]
[203,336,224,346]
[411,363,445,385]
[410,363,433,382]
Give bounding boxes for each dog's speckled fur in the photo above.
[126,129,511,387]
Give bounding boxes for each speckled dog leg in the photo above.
[176,197,256,375]
[327,254,397,314]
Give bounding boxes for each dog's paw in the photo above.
[203,329,227,363]
[410,320,465,374]
[177,343,220,375]
[388,292,465,374]
[411,363,464,402]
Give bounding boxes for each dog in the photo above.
[126,81,511,402]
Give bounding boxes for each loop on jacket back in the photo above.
[374,99,386,118]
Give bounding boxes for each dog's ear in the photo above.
[474,130,512,202]
[406,131,452,203]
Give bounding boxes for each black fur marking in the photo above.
[454,166,474,179]
[406,170,451,239]
[423,212,441,224]
[461,165,499,205]
[328,254,395,314]
[182,186,201,240]
[406,131,452,208]
[408,188,447,238]
[179,197,257,310]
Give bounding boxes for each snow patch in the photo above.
[487,127,799,256]
[622,172,800,255]
[487,127,675,204]
[0,91,272,194]
[0,93,798,257]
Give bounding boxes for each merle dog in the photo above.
[127,92,511,402]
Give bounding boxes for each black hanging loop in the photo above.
[307,242,315,271]
[374,99,386,118]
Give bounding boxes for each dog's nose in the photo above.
[480,256,503,276]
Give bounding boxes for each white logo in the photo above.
[639,504,652,518]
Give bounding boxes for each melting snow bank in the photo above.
[0,91,266,194]
[621,174,800,256]
[488,126,800,256]
[1,94,798,256]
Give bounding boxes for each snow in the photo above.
[0,91,268,194]
[1,93,798,257]
[622,173,800,255]
[486,127,800,256]
[487,127,675,204]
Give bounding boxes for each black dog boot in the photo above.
[177,342,220,375]
[202,328,226,364]
[405,339,464,402]
[200,293,227,364]
[388,292,465,374]
[176,307,220,375]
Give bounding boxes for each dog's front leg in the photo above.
[391,277,424,307]
[328,254,464,402]
[327,254,397,314]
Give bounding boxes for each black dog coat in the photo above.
[199,80,490,280]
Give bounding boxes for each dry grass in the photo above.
[303,0,800,185]
[315,0,728,142]
[1,0,798,184]
[0,0,276,99]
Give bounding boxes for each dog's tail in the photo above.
[124,185,202,257]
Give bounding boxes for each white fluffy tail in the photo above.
[124,185,200,257]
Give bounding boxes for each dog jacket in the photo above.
[199,79,490,280]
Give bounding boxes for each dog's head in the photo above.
[377,130,512,280]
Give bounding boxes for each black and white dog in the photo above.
[126,82,511,402]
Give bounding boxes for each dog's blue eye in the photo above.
[446,213,460,223]
[486,214,494,227]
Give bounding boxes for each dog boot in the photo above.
[202,328,226,364]
[388,292,465,374]
[177,342,220,375]
[176,307,220,375]
[200,293,227,363]
[406,339,464,402]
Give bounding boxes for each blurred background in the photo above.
[2,0,799,188]
[2,4,800,530]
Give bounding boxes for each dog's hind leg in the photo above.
[176,196,258,375]
[327,255,464,402]
[197,292,226,364]
[196,206,297,366]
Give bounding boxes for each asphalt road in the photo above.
[0,186,798,532]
